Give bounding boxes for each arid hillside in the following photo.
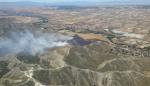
[0,5,150,86]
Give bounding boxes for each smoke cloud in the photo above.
[0,30,72,55]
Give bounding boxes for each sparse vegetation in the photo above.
[0,2,150,86]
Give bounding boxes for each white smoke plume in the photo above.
[0,30,72,55]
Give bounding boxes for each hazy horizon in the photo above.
[0,0,150,3]
[0,0,150,6]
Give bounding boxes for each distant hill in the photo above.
[0,1,49,8]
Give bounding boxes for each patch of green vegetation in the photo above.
[17,53,40,64]
[21,80,35,86]
[0,61,10,78]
